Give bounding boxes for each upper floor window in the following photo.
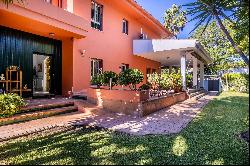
[122,19,128,35]
[91,58,103,78]
[120,63,129,72]
[91,1,103,31]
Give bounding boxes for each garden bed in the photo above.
[87,88,188,117]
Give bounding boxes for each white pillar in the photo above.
[193,58,198,88]
[67,0,74,13]
[200,62,204,88]
[181,53,187,91]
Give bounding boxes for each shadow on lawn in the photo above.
[0,93,249,165]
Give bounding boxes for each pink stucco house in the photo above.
[0,0,212,98]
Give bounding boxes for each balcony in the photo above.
[0,0,88,39]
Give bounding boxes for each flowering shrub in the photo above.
[0,93,26,118]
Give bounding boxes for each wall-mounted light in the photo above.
[49,33,55,37]
[80,49,86,57]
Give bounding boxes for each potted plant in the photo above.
[118,68,144,91]
[169,72,182,93]
[90,74,103,89]
[102,71,118,90]
[139,83,151,101]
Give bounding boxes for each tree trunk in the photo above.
[214,13,249,66]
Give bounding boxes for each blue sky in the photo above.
[136,0,196,39]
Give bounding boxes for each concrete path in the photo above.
[0,92,217,141]
[70,92,217,135]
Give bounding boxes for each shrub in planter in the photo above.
[139,84,151,91]
[147,73,160,89]
[160,73,171,90]
[90,74,104,88]
[118,68,144,90]
[102,71,118,89]
[0,93,26,118]
[169,72,182,93]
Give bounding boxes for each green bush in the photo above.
[139,84,151,91]
[0,93,26,118]
[102,71,118,89]
[119,69,144,90]
[222,73,249,92]
[169,72,183,92]
[147,73,161,89]
[90,74,104,87]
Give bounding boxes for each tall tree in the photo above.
[163,4,187,39]
[184,0,249,66]
[191,20,247,74]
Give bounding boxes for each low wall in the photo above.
[142,92,187,116]
[87,88,187,117]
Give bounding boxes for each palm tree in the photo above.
[185,0,249,66]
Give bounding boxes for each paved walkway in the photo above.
[0,92,217,141]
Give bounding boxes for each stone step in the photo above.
[188,88,205,97]
[0,106,78,126]
[187,88,199,94]
[20,101,75,113]
[190,92,208,101]
[188,90,206,98]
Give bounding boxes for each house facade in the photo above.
[0,0,212,97]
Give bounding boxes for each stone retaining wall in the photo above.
[87,88,188,117]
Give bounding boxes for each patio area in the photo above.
[0,92,217,141]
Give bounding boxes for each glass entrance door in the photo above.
[33,54,52,95]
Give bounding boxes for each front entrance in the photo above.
[0,25,62,97]
[33,54,53,96]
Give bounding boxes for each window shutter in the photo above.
[100,6,103,31]
[126,20,128,34]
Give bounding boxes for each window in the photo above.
[91,59,103,77]
[120,64,129,72]
[122,19,128,35]
[91,1,103,31]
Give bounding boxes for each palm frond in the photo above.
[201,15,213,34]
[189,13,211,34]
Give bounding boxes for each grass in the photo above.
[0,92,249,165]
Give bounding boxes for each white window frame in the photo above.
[122,19,128,35]
[91,59,103,78]
[91,1,103,30]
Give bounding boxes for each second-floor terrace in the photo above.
[0,0,88,39]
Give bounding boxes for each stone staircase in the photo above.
[187,88,208,100]
[0,100,79,126]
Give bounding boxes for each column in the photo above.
[180,52,187,91]
[200,62,204,88]
[67,0,74,13]
[192,57,198,88]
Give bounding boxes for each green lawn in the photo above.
[0,92,249,165]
